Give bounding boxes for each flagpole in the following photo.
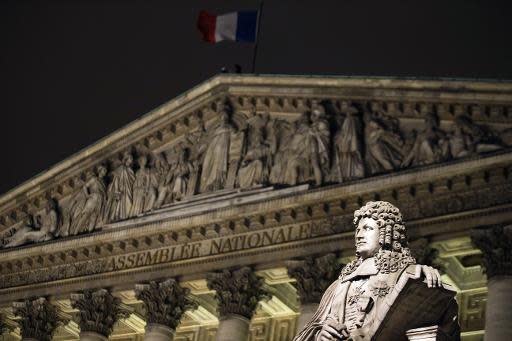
[251,1,264,74]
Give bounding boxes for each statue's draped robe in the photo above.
[105,165,135,222]
[333,113,365,182]
[293,258,460,341]
[70,176,106,235]
[200,123,231,192]
[130,167,157,216]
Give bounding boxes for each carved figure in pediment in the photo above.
[5,199,58,248]
[67,165,107,235]
[268,119,295,184]
[104,152,135,222]
[309,105,331,185]
[282,113,312,185]
[168,146,195,202]
[238,125,271,189]
[363,112,404,175]
[153,153,171,209]
[402,112,449,168]
[332,105,365,182]
[129,155,157,217]
[199,104,238,193]
[448,115,502,159]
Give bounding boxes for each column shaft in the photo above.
[484,276,512,340]
[143,323,175,341]
[216,314,250,341]
[296,303,318,334]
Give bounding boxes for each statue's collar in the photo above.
[341,257,378,283]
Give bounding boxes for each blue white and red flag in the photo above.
[197,10,258,43]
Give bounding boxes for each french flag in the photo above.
[197,10,258,43]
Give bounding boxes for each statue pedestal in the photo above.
[79,331,108,341]
[144,323,175,341]
[406,326,439,340]
[216,314,250,341]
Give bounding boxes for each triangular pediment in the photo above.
[1,75,512,249]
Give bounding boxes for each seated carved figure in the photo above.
[294,201,460,341]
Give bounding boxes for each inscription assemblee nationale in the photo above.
[105,222,315,272]
[2,219,346,289]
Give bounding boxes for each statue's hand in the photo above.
[421,265,442,288]
[317,318,348,340]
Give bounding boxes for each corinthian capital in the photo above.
[206,267,270,319]
[12,297,65,341]
[135,278,197,329]
[287,253,342,304]
[471,224,512,278]
[70,288,132,337]
[0,313,14,337]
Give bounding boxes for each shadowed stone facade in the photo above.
[0,75,511,340]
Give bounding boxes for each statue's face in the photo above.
[355,217,380,259]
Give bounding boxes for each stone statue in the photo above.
[104,152,135,222]
[448,115,502,159]
[5,200,59,248]
[294,201,460,341]
[332,106,365,182]
[363,112,404,175]
[199,105,236,193]
[64,165,107,236]
[273,107,330,187]
[402,113,449,168]
[309,105,331,185]
[153,153,171,209]
[168,147,195,202]
[238,125,271,189]
[129,155,157,217]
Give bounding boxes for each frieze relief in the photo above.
[1,95,511,250]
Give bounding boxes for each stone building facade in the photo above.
[0,75,511,341]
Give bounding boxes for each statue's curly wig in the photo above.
[353,201,409,253]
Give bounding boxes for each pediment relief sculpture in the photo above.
[1,95,511,249]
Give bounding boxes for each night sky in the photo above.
[1,0,511,195]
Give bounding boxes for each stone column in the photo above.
[70,288,132,341]
[135,278,197,341]
[207,267,270,341]
[12,297,65,341]
[472,224,512,341]
[287,253,341,333]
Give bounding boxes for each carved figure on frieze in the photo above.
[130,155,157,217]
[153,153,171,209]
[135,278,197,330]
[308,105,331,185]
[206,267,271,319]
[363,111,404,175]
[4,199,59,248]
[238,120,272,189]
[332,104,365,182]
[448,115,503,159]
[402,112,450,168]
[169,147,196,202]
[274,106,331,187]
[63,165,107,236]
[294,201,460,341]
[288,253,343,304]
[13,297,66,341]
[70,288,132,338]
[104,152,135,222]
[199,103,241,193]
[268,118,295,184]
